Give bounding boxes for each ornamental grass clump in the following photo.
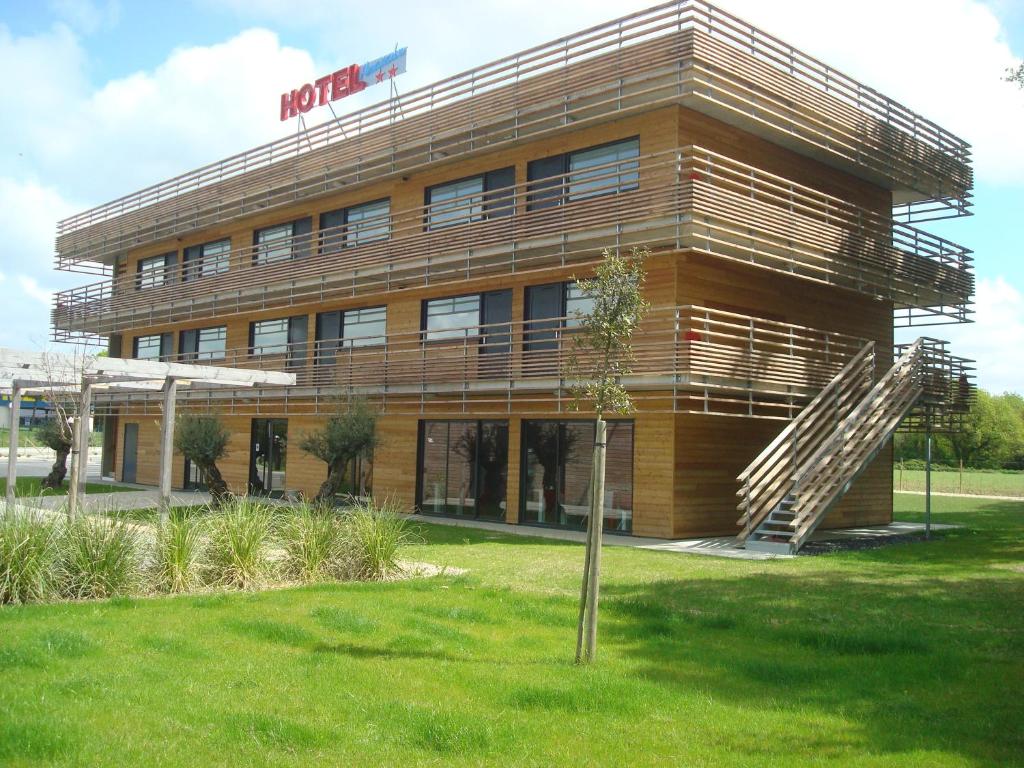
[279,502,347,583]
[342,498,411,581]
[57,516,143,600]
[151,515,206,593]
[0,508,61,604]
[206,498,275,589]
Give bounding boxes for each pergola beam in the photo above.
[1,348,295,518]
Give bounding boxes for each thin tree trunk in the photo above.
[583,419,607,663]
[575,470,595,664]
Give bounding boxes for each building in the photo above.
[51,1,974,552]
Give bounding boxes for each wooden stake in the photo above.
[158,378,178,524]
[583,418,607,663]
[5,384,21,514]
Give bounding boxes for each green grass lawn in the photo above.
[0,477,137,498]
[894,467,1024,497]
[1,494,1021,767]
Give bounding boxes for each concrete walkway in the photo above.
[408,515,958,560]
[15,486,213,514]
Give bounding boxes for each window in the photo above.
[136,252,176,290]
[417,420,508,520]
[423,295,481,341]
[249,315,308,367]
[319,199,391,253]
[527,137,639,211]
[183,239,230,281]
[524,281,592,352]
[315,305,387,364]
[253,218,312,266]
[520,420,633,532]
[179,326,227,361]
[132,333,172,361]
[425,167,514,230]
[422,290,511,343]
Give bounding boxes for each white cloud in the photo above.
[49,0,119,34]
[899,277,1024,394]
[18,276,54,307]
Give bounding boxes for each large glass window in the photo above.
[136,253,175,290]
[249,315,308,367]
[422,290,511,345]
[425,167,514,230]
[568,138,639,201]
[524,281,593,356]
[133,333,171,361]
[319,199,391,253]
[315,305,387,365]
[254,218,312,266]
[417,420,508,520]
[179,326,227,361]
[527,137,639,211]
[520,420,633,532]
[183,239,230,281]
[423,295,482,341]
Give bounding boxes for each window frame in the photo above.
[420,290,512,344]
[253,217,312,266]
[526,136,639,211]
[424,167,515,231]
[179,325,227,362]
[135,252,176,291]
[132,332,172,361]
[183,239,231,282]
[319,198,392,253]
[314,305,387,365]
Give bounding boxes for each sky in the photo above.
[0,0,1022,393]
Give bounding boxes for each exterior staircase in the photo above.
[736,339,932,555]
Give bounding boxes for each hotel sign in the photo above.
[280,47,408,121]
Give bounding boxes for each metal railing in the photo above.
[89,305,867,418]
[54,0,971,270]
[51,146,974,341]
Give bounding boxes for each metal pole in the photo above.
[925,426,932,541]
[5,384,22,514]
[158,378,179,524]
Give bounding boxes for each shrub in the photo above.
[206,498,275,589]
[174,415,232,505]
[279,503,347,583]
[342,498,411,581]
[57,517,143,600]
[0,509,61,604]
[151,515,206,593]
[298,399,378,502]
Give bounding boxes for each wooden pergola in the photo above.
[0,349,295,520]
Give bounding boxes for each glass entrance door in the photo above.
[249,419,288,496]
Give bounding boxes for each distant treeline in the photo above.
[895,390,1024,470]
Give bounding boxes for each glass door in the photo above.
[249,418,288,496]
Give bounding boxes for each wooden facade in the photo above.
[52,2,972,541]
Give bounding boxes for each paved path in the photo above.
[15,488,214,514]
[407,515,958,560]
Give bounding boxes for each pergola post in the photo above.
[158,378,178,523]
[68,380,93,520]
[5,383,22,513]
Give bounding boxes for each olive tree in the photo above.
[299,399,378,503]
[35,418,73,490]
[564,246,650,664]
[174,415,231,505]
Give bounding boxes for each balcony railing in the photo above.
[52,145,973,343]
[55,1,971,271]
[91,305,867,419]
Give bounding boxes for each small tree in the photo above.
[299,400,378,503]
[174,415,231,505]
[1006,63,1024,89]
[35,418,73,490]
[565,246,650,664]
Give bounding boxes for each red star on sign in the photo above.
[388,63,398,78]
[375,70,385,83]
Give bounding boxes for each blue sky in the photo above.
[0,0,1022,392]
